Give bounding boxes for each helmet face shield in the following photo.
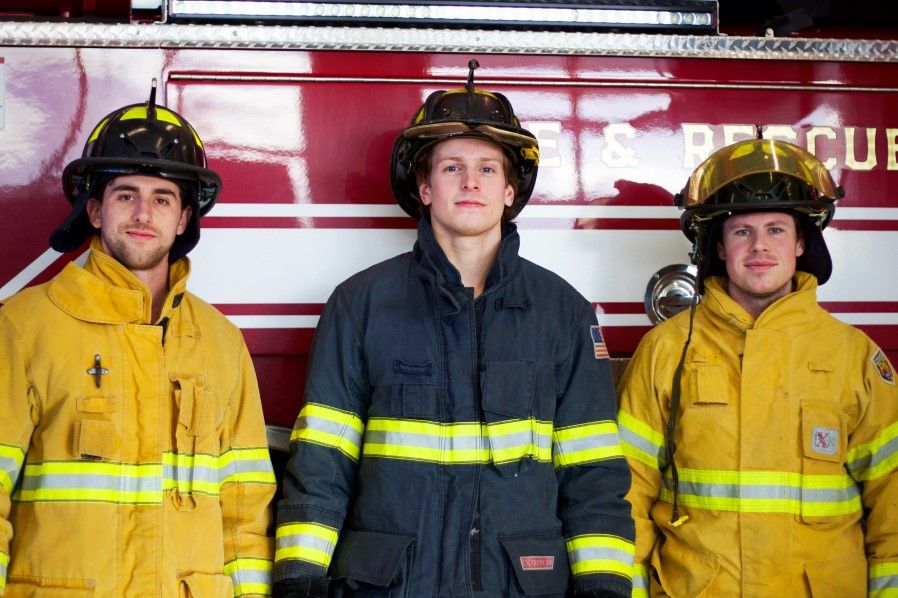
[52,86,220,261]
[677,137,841,288]
[390,61,539,220]
[684,138,840,208]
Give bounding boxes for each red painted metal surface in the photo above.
[2,44,897,428]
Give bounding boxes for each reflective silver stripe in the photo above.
[870,563,898,594]
[216,448,276,485]
[15,462,163,503]
[847,431,898,481]
[275,522,339,569]
[292,403,365,460]
[570,545,634,568]
[632,564,649,597]
[0,446,25,494]
[364,418,554,464]
[15,449,274,504]
[567,535,634,578]
[0,550,8,591]
[553,421,623,468]
[617,412,667,469]
[659,469,861,516]
[224,557,272,596]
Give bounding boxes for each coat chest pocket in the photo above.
[73,395,118,461]
[389,359,437,419]
[799,400,850,524]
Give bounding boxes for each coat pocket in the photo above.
[481,361,538,477]
[499,530,570,596]
[799,400,849,524]
[330,529,416,593]
[804,549,866,598]
[652,533,719,598]
[178,571,234,597]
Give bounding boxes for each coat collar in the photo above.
[47,236,191,325]
[701,271,821,332]
[413,217,521,295]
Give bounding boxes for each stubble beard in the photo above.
[102,227,172,272]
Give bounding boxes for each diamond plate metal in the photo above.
[1,22,897,62]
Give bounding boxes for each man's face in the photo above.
[86,175,192,273]
[418,137,514,244]
[717,211,805,307]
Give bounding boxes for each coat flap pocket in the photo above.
[499,531,570,595]
[653,533,718,598]
[401,384,437,418]
[330,529,415,586]
[481,361,535,419]
[76,420,116,461]
[692,363,729,405]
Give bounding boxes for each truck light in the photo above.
[644,264,697,325]
[168,0,718,33]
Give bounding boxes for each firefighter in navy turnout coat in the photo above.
[273,61,635,597]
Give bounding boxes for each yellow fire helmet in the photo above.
[675,137,843,287]
[390,59,540,220]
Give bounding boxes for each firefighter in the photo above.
[273,60,634,598]
[618,136,898,596]
[0,83,275,596]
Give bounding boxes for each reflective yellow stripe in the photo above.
[617,411,665,470]
[0,550,8,591]
[218,447,277,485]
[0,443,25,494]
[553,421,623,468]
[224,557,272,597]
[847,420,898,481]
[487,419,552,464]
[15,461,163,503]
[567,534,634,578]
[275,522,338,570]
[14,448,273,504]
[291,403,365,461]
[659,467,861,516]
[632,563,650,598]
[364,417,553,465]
[87,116,110,143]
[871,562,898,596]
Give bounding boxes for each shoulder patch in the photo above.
[590,324,609,360]
[872,349,896,386]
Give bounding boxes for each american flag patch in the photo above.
[590,325,609,360]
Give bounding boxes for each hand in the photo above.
[272,576,328,598]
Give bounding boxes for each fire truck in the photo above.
[1,1,897,459]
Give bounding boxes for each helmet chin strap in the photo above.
[665,225,707,527]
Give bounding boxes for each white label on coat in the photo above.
[811,426,839,456]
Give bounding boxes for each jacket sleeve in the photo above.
[0,310,36,596]
[616,328,670,598]
[220,340,277,598]
[845,338,898,593]
[553,307,635,598]
[274,288,369,584]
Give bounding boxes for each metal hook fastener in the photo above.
[86,354,109,388]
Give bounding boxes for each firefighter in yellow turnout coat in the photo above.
[0,89,275,596]
[618,138,898,596]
